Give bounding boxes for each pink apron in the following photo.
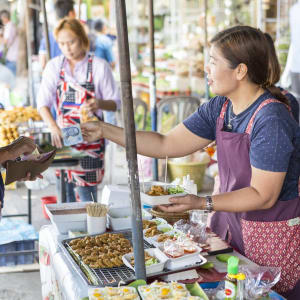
[211,99,300,296]
[56,54,105,187]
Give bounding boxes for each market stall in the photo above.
[39,210,286,300]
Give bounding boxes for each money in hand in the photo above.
[62,124,83,146]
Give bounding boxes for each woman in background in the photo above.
[38,18,120,202]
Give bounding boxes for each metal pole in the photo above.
[41,0,50,62]
[149,0,158,180]
[28,189,32,224]
[114,0,146,281]
[25,0,35,107]
[204,0,209,100]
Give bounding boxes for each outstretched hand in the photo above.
[81,121,103,143]
[6,136,37,161]
[157,194,204,213]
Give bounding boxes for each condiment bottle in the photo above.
[225,256,239,300]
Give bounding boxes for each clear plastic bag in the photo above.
[163,240,184,258]
[241,265,281,299]
[174,214,208,245]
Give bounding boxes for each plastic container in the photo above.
[140,181,187,206]
[160,244,205,270]
[41,196,57,219]
[168,161,208,192]
[45,202,90,234]
[87,215,106,235]
[122,248,168,275]
[0,240,35,266]
[108,207,131,230]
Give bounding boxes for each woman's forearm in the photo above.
[39,106,58,129]
[211,186,274,212]
[101,122,168,158]
[98,100,117,112]
[101,121,209,159]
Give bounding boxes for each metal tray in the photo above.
[59,230,206,287]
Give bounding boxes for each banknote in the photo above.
[62,124,83,146]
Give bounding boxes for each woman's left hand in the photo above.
[19,172,44,182]
[157,194,204,213]
[85,98,103,113]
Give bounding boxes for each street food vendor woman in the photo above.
[37,18,120,202]
[81,26,300,298]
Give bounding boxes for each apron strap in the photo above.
[245,98,291,135]
[219,99,230,119]
[86,54,93,84]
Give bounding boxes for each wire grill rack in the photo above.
[61,230,153,287]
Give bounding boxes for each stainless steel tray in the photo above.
[59,230,206,287]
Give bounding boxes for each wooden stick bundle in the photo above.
[86,203,108,217]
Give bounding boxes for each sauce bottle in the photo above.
[225,256,239,300]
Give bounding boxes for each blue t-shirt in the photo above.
[183,91,300,201]
[39,32,62,58]
[94,34,114,64]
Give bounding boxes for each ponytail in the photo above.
[263,84,290,106]
[263,33,290,106]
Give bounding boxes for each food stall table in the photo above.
[39,224,286,300]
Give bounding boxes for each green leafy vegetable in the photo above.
[168,186,185,194]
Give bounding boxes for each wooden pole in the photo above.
[114,0,146,280]
[25,0,34,106]
[149,0,158,180]
[41,0,50,62]
[78,0,82,20]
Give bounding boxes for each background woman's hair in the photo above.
[211,26,289,105]
[54,18,89,51]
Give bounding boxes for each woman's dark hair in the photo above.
[210,26,289,105]
[94,19,104,33]
[54,0,74,20]
[0,10,10,20]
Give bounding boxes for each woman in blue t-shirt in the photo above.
[81,26,300,298]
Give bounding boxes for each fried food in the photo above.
[69,233,132,269]
[146,185,168,196]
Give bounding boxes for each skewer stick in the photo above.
[164,156,168,191]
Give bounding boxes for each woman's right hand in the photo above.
[81,121,103,143]
[50,125,63,148]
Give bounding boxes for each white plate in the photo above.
[140,182,187,206]
[122,248,168,275]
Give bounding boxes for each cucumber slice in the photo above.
[186,283,209,300]
[128,279,147,289]
[199,262,214,269]
[216,254,235,263]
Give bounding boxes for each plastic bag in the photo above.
[241,265,281,299]
[174,215,208,245]
[163,240,184,258]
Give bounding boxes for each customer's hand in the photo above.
[50,125,63,148]
[20,172,43,182]
[6,136,37,161]
[81,121,103,143]
[158,194,204,213]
